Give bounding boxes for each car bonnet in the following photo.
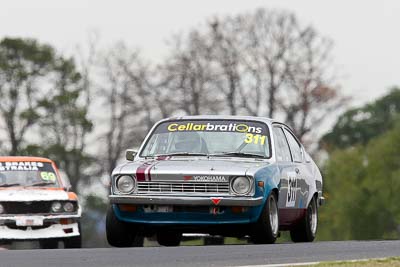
[0,188,70,202]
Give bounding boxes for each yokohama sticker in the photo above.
[193,176,227,182]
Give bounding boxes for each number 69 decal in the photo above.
[40,172,56,181]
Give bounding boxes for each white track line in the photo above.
[238,257,393,267]
[238,262,320,267]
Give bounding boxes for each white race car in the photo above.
[0,156,82,248]
[107,116,324,247]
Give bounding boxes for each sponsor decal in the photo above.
[0,162,44,171]
[286,172,297,207]
[193,175,228,182]
[167,122,263,134]
[155,120,269,134]
[211,197,222,205]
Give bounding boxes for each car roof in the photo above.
[160,115,276,125]
[0,156,54,163]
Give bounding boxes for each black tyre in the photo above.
[290,197,318,242]
[106,205,143,247]
[132,235,145,247]
[64,236,82,248]
[157,231,182,246]
[64,222,82,248]
[39,239,58,249]
[251,192,279,244]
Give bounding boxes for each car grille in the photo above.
[137,182,230,195]
[1,201,52,214]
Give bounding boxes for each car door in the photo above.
[282,127,313,210]
[272,125,297,209]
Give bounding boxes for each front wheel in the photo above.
[106,205,144,247]
[157,231,182,246]
[39,239,58,249]
[251,192,279,244]
[290,197,318,242]
[64,236,82,248]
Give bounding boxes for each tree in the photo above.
[34,56,93,191]
[96,44,160,175]
[241,9,299,118]
[320,87,400,151]
[318,120,400,240]
[208,17,243,115]
[160,32,223,116]
[157,8,344,141]
[21,56,93,191]
[240,9,345,139]
[0,38,54,155]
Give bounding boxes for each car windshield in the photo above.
[0,161,60,187]
[140,120,272,158]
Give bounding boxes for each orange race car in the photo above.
[0,156,81,248]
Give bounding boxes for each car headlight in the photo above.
[116,175,136,194]
[51,202,62,213]
[0,204,4,214]
[63,202,75,212]
[231,176,252,195]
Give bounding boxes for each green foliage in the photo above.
[318,120,400,240]
[0,38,55,155]
[34,56,93,190]
[0,37,93,191]
[321,87,400,151]
[0,38,54,77]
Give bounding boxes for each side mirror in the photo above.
[126,149,137,161]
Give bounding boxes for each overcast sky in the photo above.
[1,0,399,108]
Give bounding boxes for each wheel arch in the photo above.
[305,178,319,209]
[252,166,280,222]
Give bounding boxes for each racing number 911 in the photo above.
[106,116,324,247]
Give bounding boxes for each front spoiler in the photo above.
[0,222,80,240]
[109,195,264,207]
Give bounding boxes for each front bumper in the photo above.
[109,195,264,207]
[0,222,80,240]
[0,214,81,240]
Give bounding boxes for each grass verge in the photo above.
[315,257,400,267]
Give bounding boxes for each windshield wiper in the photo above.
[155,152,208,157]
[210,152,266,159]
[0,183,21,187]
[29,181,55,187]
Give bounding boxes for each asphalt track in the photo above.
[0,240,400,267]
